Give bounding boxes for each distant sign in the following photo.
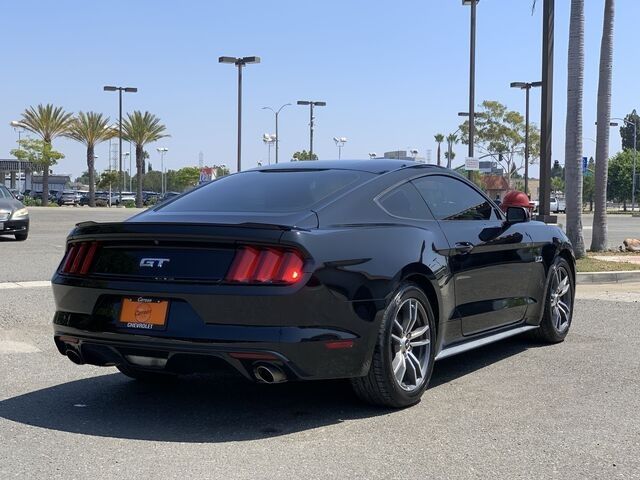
[465,157,480,171]
[582,156,588,173]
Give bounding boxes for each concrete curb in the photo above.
[577,270,640,284]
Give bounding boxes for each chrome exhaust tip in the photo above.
[253,364,287,384]
[65,349,84,365]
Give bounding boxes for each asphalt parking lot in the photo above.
[1,208,639,479]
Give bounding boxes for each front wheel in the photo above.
[532,257,574,343]
[15,232,28,241]
[351,282,436,408]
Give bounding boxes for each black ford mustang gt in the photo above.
[52,160,575,408]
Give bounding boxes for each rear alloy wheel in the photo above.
[351,282,436,408]
[532,257,574,343]
[117,365,177,383]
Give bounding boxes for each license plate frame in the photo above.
[118,297,169,330]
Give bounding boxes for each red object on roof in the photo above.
[501,190,533,213]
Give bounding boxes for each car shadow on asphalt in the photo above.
[0,337,538,443]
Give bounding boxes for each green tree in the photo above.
[11,139,65,186]
[620,109,640,151]
[19,104,73,205]
[122,111,169,207]
[458,100,540,180]
[75,171,91,185]
[292,150,318,161]
[591,0,616,251]
[97,170,119,192]
[607,150,634,209]
[551,160,564,178]
[445,133,458,168]
[551,177,565,195]
[65,112,115,207]
[168,167,200,192]
[434,133,445,166]
[583,157,595,211]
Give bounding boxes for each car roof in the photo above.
[252,159,445,174]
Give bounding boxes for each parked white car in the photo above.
[532,198,565,213]
[110,192,136,205]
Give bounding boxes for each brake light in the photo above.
[226,247,305,284]
[60,242,100,275]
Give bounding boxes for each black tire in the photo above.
[531,257,574,343]
[14,232,28,241]
[351,282,436,408]
[117,365,177,383]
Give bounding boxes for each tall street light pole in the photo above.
[538,0,555,221]
[103,86,137,206]
[10,121,26,193]
[511,81,543,196]
[219,56,261,173]
[333,137,347,160]
[297,100,326,159]
[463,0,479,179]
[262,104,291,164]
[157,147,168,194]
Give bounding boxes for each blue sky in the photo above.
[1,0,638,178]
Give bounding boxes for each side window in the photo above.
[412,175,494,221]
[377,182,432,220]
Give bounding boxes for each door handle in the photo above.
[454,242,474,254]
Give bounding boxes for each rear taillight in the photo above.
[60,242,100,275]
[226,247,305,284]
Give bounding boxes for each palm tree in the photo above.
[564,0,586,258]
[445,133,458,169]
[122,111,169,207]
[66,112,115,207]
[434,134,445,166]
[591,0,616,252]
[19,104,73,205]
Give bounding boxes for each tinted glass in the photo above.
[378,182,431,220]
[0,186,11,199]
[412,175,494,221]
[158,169,370,213]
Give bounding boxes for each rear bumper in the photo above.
[53,323,367,381]
[51,278,384,381]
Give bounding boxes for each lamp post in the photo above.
[123,152,130,191]
[462,0,479,172]
[103,85,137,205]
[537,0,555,221]
[219,56,261,173]
[333,137,347,160]
[262,133,276,165]
[262,104,291,164]
[9,121,26,193]
[610,118,637,211]
[510,81,543,196]
[157,147,168,195]
[297,100,326,159]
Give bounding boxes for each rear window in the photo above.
[157,169,370,213]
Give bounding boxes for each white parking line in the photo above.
[0,280,51,290]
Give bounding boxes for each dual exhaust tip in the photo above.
[253,363,287,384]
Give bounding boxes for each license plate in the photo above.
[119,298,169,330]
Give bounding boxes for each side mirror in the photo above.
[506,206,529,224]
